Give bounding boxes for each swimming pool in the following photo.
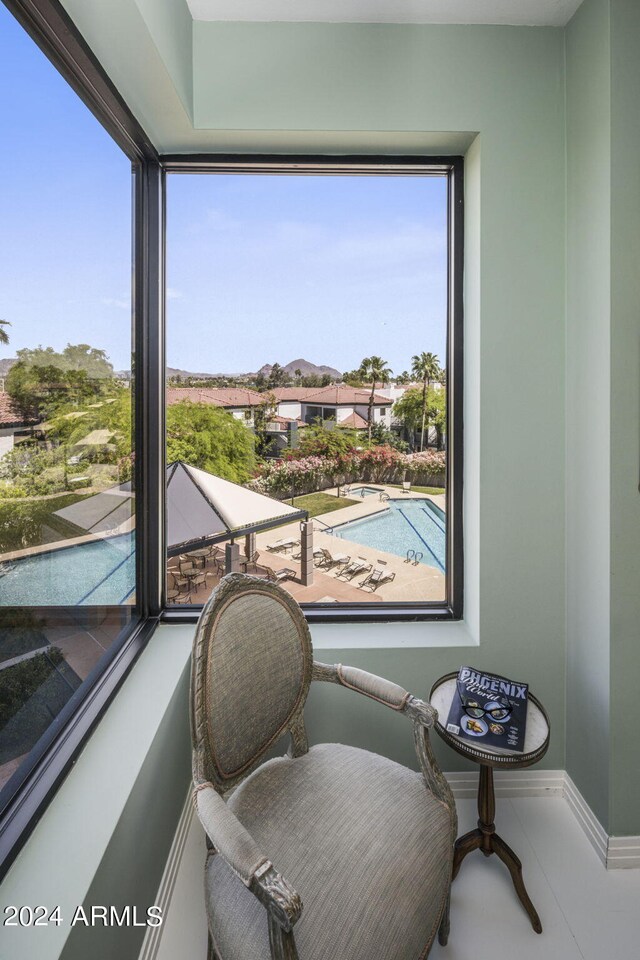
[348,486,385,498]
[329,499,445,572]
[0,533,136,606]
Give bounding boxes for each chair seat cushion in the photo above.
[205,742,452,960]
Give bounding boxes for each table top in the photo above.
[430,673,550,768]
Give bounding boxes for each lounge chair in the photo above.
[264,566,297,584]
[336,556,372,581]
[360,560,396,591]
[316,548,350,569]
[266,537,300,553]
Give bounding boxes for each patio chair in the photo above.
[292,546,324,562]
[316,547,350,569]
[336,556,372,581]
[360,560,397,592]
[190,574,456,960]
[402,481,411,494]
[167,570,192,604]
[178,557,209,592]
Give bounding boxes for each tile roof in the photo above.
[337,411,368,429]
[0,393,37,427]
[274,385,389,405]
[166,387,264,407]
[268,415,306,426]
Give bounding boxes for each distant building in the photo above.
[166,387,265,425]
[0,392,38,457]
[272,385,392,431]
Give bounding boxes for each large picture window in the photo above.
[0,2,139,830]
[164,159,463,618]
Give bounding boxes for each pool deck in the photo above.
[175,484,446,606]
[257,484,446,603]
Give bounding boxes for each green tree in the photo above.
[393,385,445,451]
[358,356,392,441]
[297,423,360,458]
[0,319,11,345]
[6,361,68,419]
[267,363,286,388]
[6,344,114,420]
[411,351,442,451]
[253,393,277,458]
[166,402,255,482]
[342,369,365,387]
[368,422,408,452]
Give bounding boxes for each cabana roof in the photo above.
[167,461,307,556]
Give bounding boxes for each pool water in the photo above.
[348,486,385,498]
[330,499,445,572]
[0,533,136,606]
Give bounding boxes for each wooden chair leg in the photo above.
[438,890,451,946]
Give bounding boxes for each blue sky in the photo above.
[0,4,132,372]
[167,174,448,376]
[1,4,448,379]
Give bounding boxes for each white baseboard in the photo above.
[445,768,565,799]
[448,768,640,870]
[139,789,194,960]
[562,773,609,866]
[606,835,640,870]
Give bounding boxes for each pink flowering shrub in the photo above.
[253,446,446,496]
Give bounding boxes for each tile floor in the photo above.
[154,793,640,960]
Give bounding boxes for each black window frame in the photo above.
[0,0,163,879]
[0,0,463,880]
[160,155,464,624]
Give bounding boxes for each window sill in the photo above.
[309,618,478,650]
[0,624,193,960]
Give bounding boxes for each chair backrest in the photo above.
[190,573,313,791]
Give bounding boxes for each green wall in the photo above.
[565,0,612,830]
[190,20,568,772]
[566,0,640,835]
[608,0,640,835]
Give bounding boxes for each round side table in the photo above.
[430,672,550,934]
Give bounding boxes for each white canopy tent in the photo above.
[166,461,307,556]
[53,462,313,583]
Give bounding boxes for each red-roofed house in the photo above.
[272,385,391,431]
[0,392,38,457]
[166,387,265,425]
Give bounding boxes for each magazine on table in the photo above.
[445,666,529,752]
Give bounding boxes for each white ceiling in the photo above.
[186,1,585,28]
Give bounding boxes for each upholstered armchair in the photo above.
[190,574,457,960]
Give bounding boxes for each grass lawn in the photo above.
[388,483,445,495]
[291,492,359,517]
[0,493,91,554]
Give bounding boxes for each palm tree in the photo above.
[411,351,441,451]
[358,356,392,441]
[0,319,11,346]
